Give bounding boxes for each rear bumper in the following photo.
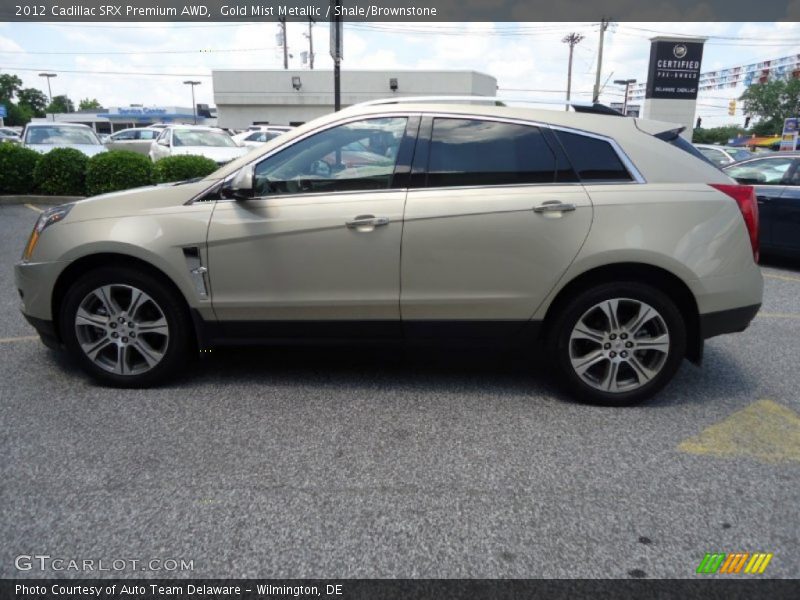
[699,304,760,339]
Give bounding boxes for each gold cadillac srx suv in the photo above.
[14,99,763,405]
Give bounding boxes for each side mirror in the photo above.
[228,164,255,200]
[157,137,170,147]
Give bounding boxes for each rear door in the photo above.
[400,115,593,341]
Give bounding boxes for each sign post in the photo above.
[642,36,707,140]
[330,0,342,111]
[779,117,798,151]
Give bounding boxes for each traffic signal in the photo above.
[728,99,737,116]
[696,117,702,128]
[744,116,751,128]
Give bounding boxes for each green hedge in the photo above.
[33,147,88,196]
[153,155,219,183]
[0,143,41,194]
[86,150,154,196]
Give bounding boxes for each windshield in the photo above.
[173,129,236,148]
[25,126,101,146]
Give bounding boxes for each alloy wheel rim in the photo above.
[568,298,670,394]
[74,284,169,376]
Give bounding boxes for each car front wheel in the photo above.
[60,267,191,388]
[547,282,687,406]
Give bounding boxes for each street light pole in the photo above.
[613,78,636,115]
[39,72,57,121]
[183,80,201,124]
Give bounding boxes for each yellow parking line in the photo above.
[0,335,39,344]
[757,312,800,319]
[24,203,43,214]
[763,273,800,283]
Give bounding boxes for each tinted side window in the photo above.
[426,119,557,187]
[555,130,633,182]
[113,130,136,141]
[253,117,407,196]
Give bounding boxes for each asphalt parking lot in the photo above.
[1,202,798,579]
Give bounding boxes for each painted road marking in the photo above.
[678,399,800,464]
[24,203,43,214]
[0,335,40,344]
[763,272,800,283]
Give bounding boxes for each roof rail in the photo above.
[352,95,624,116]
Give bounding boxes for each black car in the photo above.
[724,153,800,259]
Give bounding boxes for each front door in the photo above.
[206,116,414,339]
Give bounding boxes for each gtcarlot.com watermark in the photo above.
[15,554,194,573]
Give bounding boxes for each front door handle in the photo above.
[533,201,577,213]
[346,215,390,230]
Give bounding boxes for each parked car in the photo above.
[232,128,290,148]
[14,98,762,405]
[0,126,21,139]
[149,125,249,165]
[695,144,754,167]
[104,127,160,156]
[0,130,20,144]
[724,153,800,259]
[22,122,106,157]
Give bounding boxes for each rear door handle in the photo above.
[346,215,390,229]
[533,201,577,213]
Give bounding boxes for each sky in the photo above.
[1,21,800,127]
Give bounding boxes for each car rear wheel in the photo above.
[60,267,191,388]
[547,282,687,406]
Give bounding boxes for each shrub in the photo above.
[153,155,219,183]
[33,147,88,196]
[0,143,41,195]
[86,150,154,196]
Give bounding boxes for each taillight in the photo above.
[709,183,759,263]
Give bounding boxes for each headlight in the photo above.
[22,204,73,261]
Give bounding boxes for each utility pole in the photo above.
[331,0,342,111]
[592,18,610,103]
[562,33,584,110]
[307,18,315,69]
[279,17,288,69]
[183,80,201,124]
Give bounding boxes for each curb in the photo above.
[0,195,85,206]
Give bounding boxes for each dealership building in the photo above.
[212,69,497,129]
[32,105,216,134]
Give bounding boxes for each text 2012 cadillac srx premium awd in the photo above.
[15,99,763,405]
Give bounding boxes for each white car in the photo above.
[22,123,107,157]
[232,128,291,148]
[149,126,250,165]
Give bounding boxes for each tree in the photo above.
[0,74,22,103]
[78,98,103,111]
[6,103,32,127]
[692,125,747,145]
[740,78,800,136]
[46,94,75,114]
[17,88,48,118]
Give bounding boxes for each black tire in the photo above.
[59,266,192,388]
[546,281,687,406]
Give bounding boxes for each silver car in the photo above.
[149,125,249,165]
[104,127,161,156]
[14,99,763,405]
[22,122,106,157]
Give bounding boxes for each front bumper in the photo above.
[14,259,67,322]
[23,314,61,349]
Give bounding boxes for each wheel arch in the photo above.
[51,253,196,347]
[541,262,702,364]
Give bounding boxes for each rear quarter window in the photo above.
[553,130,633,182]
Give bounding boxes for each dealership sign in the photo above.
[645,39,705,100]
